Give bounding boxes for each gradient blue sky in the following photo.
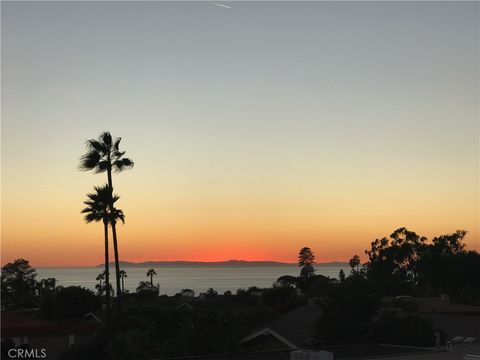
[2,1,479,266]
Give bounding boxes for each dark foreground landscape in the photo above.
[2,228,480,360]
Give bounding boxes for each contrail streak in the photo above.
[214,3,232,9]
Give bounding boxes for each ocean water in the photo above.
[37,264,349,296]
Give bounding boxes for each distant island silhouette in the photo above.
[94,260,348,268]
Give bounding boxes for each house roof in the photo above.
[240,304,323,349]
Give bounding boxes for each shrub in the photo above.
[373,314,435,347]
[40,286,100,318]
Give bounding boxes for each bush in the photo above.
[457,283,480,306]
[373,314,435,347]
[40,286,100,318]
[261,286,301,312]
[316,276,380,344]
[135,288,159,299]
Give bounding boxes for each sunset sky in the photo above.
[2,1,479,267]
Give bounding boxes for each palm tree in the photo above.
[119,269,127,294]
[82,186,125,312]
[95,271,106,296]
[146,269,157,290]
[80,131,133,304]
[83,188,112,314]
[109,206,125,299]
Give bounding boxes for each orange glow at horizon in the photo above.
[2,174,479,267]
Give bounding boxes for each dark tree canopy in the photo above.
[298,247,316,280]
[298,247,315,266]
[276,275,298,287]
[180,289,195,297]
[360,228,478,300]
[79,132,134,174]
[1,259,38,307]
[40,286,100,319]
[349,255,361,272]
[82,185,125,225]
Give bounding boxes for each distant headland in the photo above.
[93,260,348,268]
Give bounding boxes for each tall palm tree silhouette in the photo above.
[146,269,157,290]
[82,185,125,313]
[95,271,106,296]
[119,269,127,294]
[80,132,133,304]
[83,187,112,315]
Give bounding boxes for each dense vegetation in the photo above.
[362,228,480,301]
[2,226,479,358]
[315,227,480,346]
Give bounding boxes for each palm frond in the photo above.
[96,272,105,281]
[95,160,110,173]
[113,160,124,171]
[84,194,96,202]
[93,184,111,196]
[83,212,101,223]
[112,150,126,159]
[82,185,112,223]
[79,151,101,170]
[101,132,112,148]
[113,158,134,172]
[111,208,125,224]
[86,139,107,155]
[114,137,121,150]
[81,207,93,213]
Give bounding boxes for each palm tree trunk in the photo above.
[111,222,122,304]
[150,274,153,290]
[121,276,125,294]
[106,165,122,308]
[103,221,110,320]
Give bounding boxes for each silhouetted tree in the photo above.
[349,255,361,274]
[82,185,120,315]
[95,271,106,296]
[180,289,195,297]
[261,285,299,312]
[431,230,467,255]
[119,269,127,294]
[363,228,429,295]
[135,281,158,298]
[80,131,134,305]
[136,281,150,292]
[1,259,38,308]
[339,269,346,282]
[147,269,157,290]
[363,228,477,300]
[276,275,297,287]
[206,288,218,297]
[316,274,379,344]
[298,247,315,279]
[49,286,100,319]
[416,230,475,298]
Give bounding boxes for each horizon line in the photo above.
[33,259,350,269]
